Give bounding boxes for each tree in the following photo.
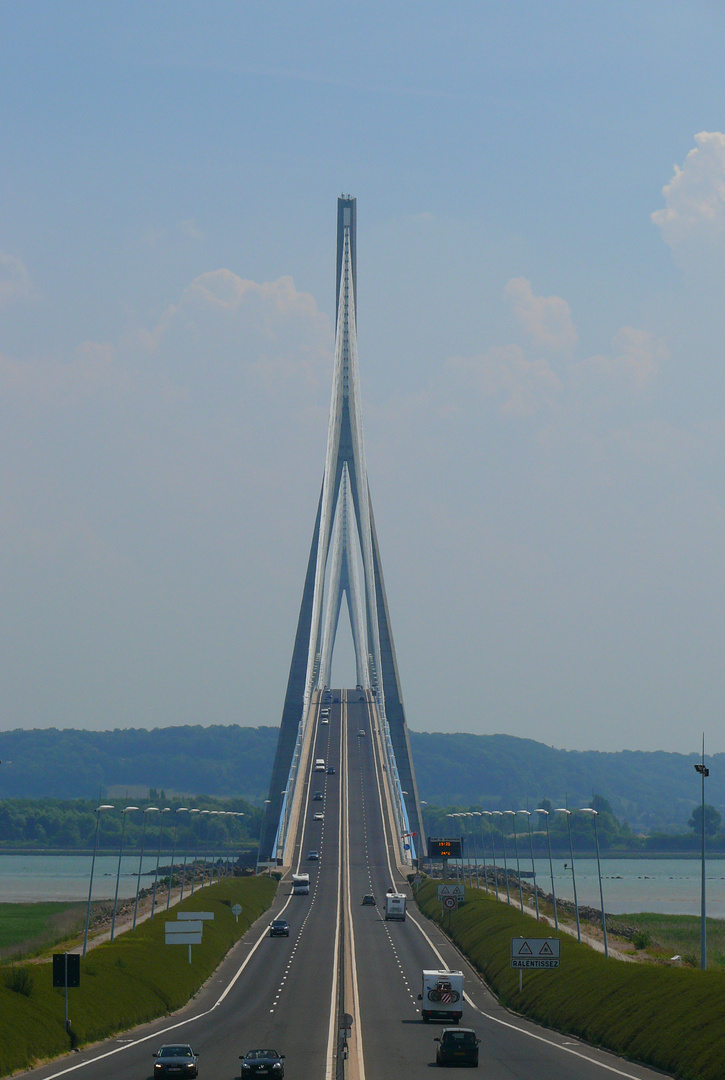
[687,803,721,836]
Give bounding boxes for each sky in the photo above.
[2,1,725,754]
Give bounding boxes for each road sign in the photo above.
[232,903,242,922]
[166,920,203,946]
[442,895,458,910]
[437,884,465,900]
[177,911,214,921]
[52,953,80,988]
[510,938,561,969]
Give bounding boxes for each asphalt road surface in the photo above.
[19,692,671,1080]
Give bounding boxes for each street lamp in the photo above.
[197,809,211,890]
[167,808,189,910]
[182,809,200,900]
[504,811,524,911]
[580,808,607,958]
[111,806,139,941]
[555,808,581,943]
[464,813,479,888]
[481,812,498,900]
[83,804,114,957]
[518,811,539,920]
[472,812,488,893]
[695,737,709,970]
[133,806,159,929]
[151,807,172,917]
[534,808,558,929]
[492,812,510,904]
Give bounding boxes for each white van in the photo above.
[314,758,326,772]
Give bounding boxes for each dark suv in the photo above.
[269,919,290,937]
[434,1028,480,1067]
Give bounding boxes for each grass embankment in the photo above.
[0,902,87,960]
[417,880,725,1080]
[0,877,277,1077]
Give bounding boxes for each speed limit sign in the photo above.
[443,895,457,910]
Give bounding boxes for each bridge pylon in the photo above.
[258,197,425,867]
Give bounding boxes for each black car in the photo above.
[313,790,323,801]
[327,766,335,775]
[269,918,289,937]
[153,1045,199,1079]
[240,1049,285,1078]
[307,849,319,860]
[434,1028,480,1067]
[362,894,376,906]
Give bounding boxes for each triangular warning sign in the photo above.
[517,941,534,955]
[440,886,451,896]
[539,941,554,955]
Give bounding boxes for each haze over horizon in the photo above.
[2,3,725,756]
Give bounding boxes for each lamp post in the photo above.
[151,807,172,917]
[580,808,607,958]
[83,804,114,957]
[420,802,429,870]
[465,813,479,888]
[534,808,558,929]
[133,806,159,929]
[111,805,138,941]
[181,808,199,901]
[230,812,244,877]
[191,809,207,894]
[518,810,539,920]
[482,811,498,900]
[695,736,709,970]
[504,811,524,911]
[492,812,510,904]
[472,812,488,893]
[167,808,188,910]
[198,809,212,889]
[555,808,580,943]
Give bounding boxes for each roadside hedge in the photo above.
[0,877,277,1076]
[417,879,725,1080]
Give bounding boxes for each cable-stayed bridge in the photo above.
[258,196,425,868]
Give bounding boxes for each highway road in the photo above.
[19,691,671,1080]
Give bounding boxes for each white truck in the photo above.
[384,892,407,920]
[419,969,464,1024]
[314,758,326,772]
[292,873,310,895]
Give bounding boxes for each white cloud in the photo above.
[0,252,32,305]
[448,344,562,417]
[572,327,663,395]
[504,276,578,352]
[652,131,725,259]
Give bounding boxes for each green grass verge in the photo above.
[417,880,725,1080]
[0,902,87,957]
[0,877,277,1076]
[609,911,725,969]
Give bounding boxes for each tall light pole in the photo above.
[504,811,524,911]
[580,808,607,958]
[133,806,159,929]
[472,812,488,893]
[492,811,510,904]
[555,808,580,943]
[167,807,188,910]
[151,807,172,917]
[83,804,114,957]
[465,813,480,888]
[111,805,138,941]
[198,809,211,890]
[182,808,200,900]
[535,808,558,929]
[420,802,429,870]
[482,811,498,900]
[695,736,709,970]
[518,810,539,920]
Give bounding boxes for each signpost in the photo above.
[166,912,214,963]
[510,938,561,990]
[232,903,243,923]
[52,953,80,1033]
[437,884,465,901]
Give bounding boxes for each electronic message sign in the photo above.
[428,837,463,859]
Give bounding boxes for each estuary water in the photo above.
[3,853,725,918]
[0,854,176,904]
[450,856,725,919]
